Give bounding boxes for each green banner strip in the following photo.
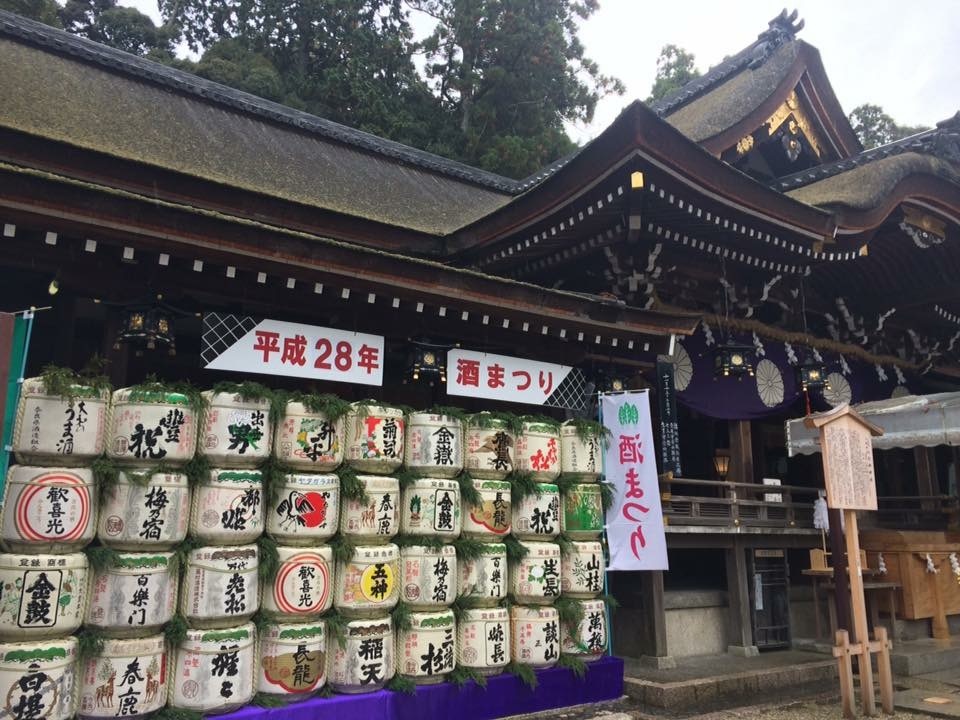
[1,314,31,500]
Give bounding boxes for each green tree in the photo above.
[412,0,624,177]
[0,0,62,26]
[646,44,701,103]
[848,103,929,150]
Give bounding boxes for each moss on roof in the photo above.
[663,42,799,143]
[786,153,960,211]
[0,37,512,236]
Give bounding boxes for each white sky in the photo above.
[124,0,959,145]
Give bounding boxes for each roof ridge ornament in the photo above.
[749,8,804,69]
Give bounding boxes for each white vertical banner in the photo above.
[602,391,668,571]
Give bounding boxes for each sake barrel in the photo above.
[97,470,189,550]
[400,545,457,610]
[396,610,455,685]
[85,552,176,637]
[560,484,604,540]
[77,635,166,719]
[326,617,394,694]
[457,543,507,607]
[265,473,340,545]
[514,421,560,482]
[400,478,461,540]
[344,404,404,474]
[464,413,514,480]
[1,466,96,553]
[510,605,559,669]
[559,422,602,481]
[509,541,561,605]
[334,544,399,618]
[461,479,511,540]
[0,552,89,640]
[179,545,259,629]
[189,470,263,545]
[261,546,333,621]
[510,483,560,540]
[560,599,607,662]
[404,413,463,478]
[199,391,272,467]
[273,401,345,472]
[258,622,326,701]
[0,636,78,720]
[170,624,256,714]
[457,607,509,676]
[107,388,197,466]
[561,541,603,599]
[339,476,399,544]
[12,378,109,465]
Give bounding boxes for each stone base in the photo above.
[638,655,677,670]
[727,644,760,657]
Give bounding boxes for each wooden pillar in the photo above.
[639,570,675,668]
[726,540,758,656]
[829,508,851,636]
[914,447,938,496]
[729,420,754,484]
[52,293,77,367]
[102,311,129,388]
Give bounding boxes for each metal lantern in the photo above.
[714,343,754,379]
[406,339,456,385]
[798,355,830,392]
[713,450,730,480]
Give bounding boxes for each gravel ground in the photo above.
[675,698,940,720]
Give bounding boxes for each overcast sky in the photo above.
[126,0,959,145]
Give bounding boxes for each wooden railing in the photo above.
[868,495,959,530]
[660,477,820,529]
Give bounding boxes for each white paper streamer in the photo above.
[752,332,766,358]
[784,342,798,365]
[876,364,888,382]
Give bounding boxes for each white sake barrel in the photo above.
[258,622,326,700]
[85,552,176,637]
[327,617,394,694]
[273,401,345,472]
[464,413,514,480]
[339,476,399,544]
[560,484,604,540]
[515,421,561,481]
[0,552,89,640]
[107,388,197,465]
[344,404,404,474]
[180,545,259,629]
[199,391,273,467]
[510,605,560,669]
[561,541,604,598]
[170,624,256,714]
[13,378,109,465]
[457,543,507,607]
[2,466,96,553]
[396,610,455,684]
[77,635,166,719]
[511,483,560,540]
[560,599,607,661]
[400,479,461,540]
[404,413,463,478]
[261,546,333,621]
[266,473,340,545]
[509,541,561,605]
[97,470,189,550]
[333,544,399,618]
[457,607,509,675]
[560,422,602,481]
[189,470,263,545]
[400,545,457,610]
[0,636,78,720]
[462,479,511,540]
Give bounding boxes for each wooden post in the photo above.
[829,507,852,636]
[725,542,757,656]
[833,630,856,719]
[729,420,754,484]
[875,627,894,715]
[844,511,876,716]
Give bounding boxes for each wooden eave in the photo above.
[0,160,698,345]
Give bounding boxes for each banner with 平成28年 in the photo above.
[602,390,668,571]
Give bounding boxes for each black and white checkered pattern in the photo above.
[201,313,260,365]
[545,368,588,411]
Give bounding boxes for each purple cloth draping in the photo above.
[219,656,624,720]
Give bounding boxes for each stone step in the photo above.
[889,640,960,676]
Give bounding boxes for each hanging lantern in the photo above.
[714,343,754,379]
[114,301,178,355]
[406,339,455,385]
[798,354,830,392]
[713,450,730,480]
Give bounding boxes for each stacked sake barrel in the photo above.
[261,397,344,701]
[171,388,266,714]
[0,377,110,720]
[458,413,512,677]
[328,402,402,693]
[558,422,608,663]
[395,412,462,685]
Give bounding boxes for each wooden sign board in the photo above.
[805,405,883,511]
